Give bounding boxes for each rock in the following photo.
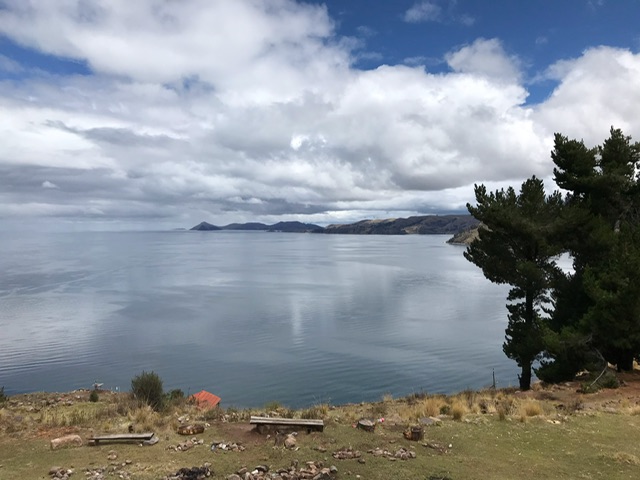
[49,467,63,475]
[332,448,361,460]
[107,450,118,461]
[50,434,83,450]
[284,434,297,449]
[143,434,159,446]
[177,424,205,435]
[419,416,442,426]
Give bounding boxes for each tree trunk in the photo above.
[616,350,635,372]
[518,361,532,390]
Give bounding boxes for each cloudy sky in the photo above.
[1,0,639,230]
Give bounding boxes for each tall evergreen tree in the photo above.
[465,177,564,390]
[547,128,640,372]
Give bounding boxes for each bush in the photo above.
[451,401,466,421]
[165,389,185,407]
[131,371,164,411]
[0,386,6,404]
[89,390,99,403]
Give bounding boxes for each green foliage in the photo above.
[465,176,564,390]
[549,127,640,372]
[89,389,99,403]
[165,388,185,407]
[264,400,282,411]
[131,370,164,411]
[469,128,640,386]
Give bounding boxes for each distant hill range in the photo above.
[190,215,479,235]
[190,221,322,233]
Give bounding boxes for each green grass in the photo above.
[2,391,640,479]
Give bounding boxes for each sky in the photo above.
[1,0,640,230]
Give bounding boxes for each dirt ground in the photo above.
[522,369,640,411]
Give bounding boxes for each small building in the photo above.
[189,390,221,409]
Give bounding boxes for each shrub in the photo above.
[520,399,543,417]
[0,386,6,404]
[89,390,99,403]
[451,401,466,421]
[422,397,444,417]
[264,400,282,412]
[165,389,185,407]
[301,404,329,419]
[600,372,620,389]
[439,404,451,415]
[131,371,164,411]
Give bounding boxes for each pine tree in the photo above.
[465,177,564,390]
[547,128,640,372]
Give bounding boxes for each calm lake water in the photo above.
[0,231,517,407]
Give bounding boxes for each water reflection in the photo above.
[0,231,515,407]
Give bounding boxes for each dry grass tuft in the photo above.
[394,395,446,422]
[519,399,544,418]
[496,397,515,421]
[301,403,329,419]
[451,400,466,421]
[609,452,640,465]
[626,405,640,416]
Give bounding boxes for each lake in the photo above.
[0,230,517,407]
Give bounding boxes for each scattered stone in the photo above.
[177,424,205,435]
[333,448,361,460]
[367,447,416,460]
[50,434,83,450]
[164,465,212,480]
[231,461,336,480]
[48,467,74,479]
[107,450,118,461]
[423,442,450,454]
[210,440,246,452]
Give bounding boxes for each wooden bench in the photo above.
[88,432,157,446]
[250,416,324,434]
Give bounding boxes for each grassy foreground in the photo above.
[2,375,640,479]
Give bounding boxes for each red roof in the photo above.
[190,390,221,408]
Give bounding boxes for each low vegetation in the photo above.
[130,370,164,411]
[2,369,640,479]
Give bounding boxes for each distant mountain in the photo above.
[189,221,322,233]
[323,215,479,235]
[222,222,269,231]
[267,221,323,233]
[189,215,478,235]
[190,221,221,231]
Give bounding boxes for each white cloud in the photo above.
[0,1,638,228]
[403,1,442,23]
[445,38,523,83]
[535,46,640,144]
